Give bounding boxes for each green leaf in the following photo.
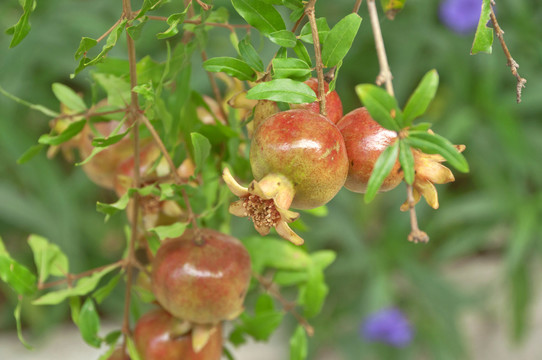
[298,261,331,318]
[380,0,406,19]
[96,185,159,219]
[272,58,312,81]
[239,294,284,341]
[93,73,131,108]
[32,263,119,305]
[28,234,69,284]
[364,141,399,203]
[310,250,336,270]
[402,69,439,125]
[156,10,188,39]
[126,335,143,360]
[273,270,308,286]
[77,298,102,348]
[72,20,127,77]
[38,119,86,146]
[93,273,121,304]
[242,236,311,274]
[7,0,35,48]
[238,36,264,72]
[299,18,330,44]
[293,40,312,67]
[302,205,328,217]
[0,237,37,296]
[289,325,308,360]
[74,37,98,60]
[268,30,297,48]
[231,0,286,35]
[471,0,493,55]
[149,223,188,241]
[246,79,317,104]
[15,297,32,349]
[127,17,149,40]
[407,131,469,172]
[410,122,432,132]
[356,84,401,131]
[136,0,163,19]
[91,124,133,148]
[509,265,530,341]
[203,57,257,81]
[321,13,362,67]
[17,144,45,164]
[191,132,211,175]
[399,139,415,184]
[70,296,81,324]
[52,83,87,113]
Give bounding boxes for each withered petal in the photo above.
[222,168,249,197]
[229,200,248,218]
[275,221,304,246]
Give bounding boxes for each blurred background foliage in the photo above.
[1,0,541,359]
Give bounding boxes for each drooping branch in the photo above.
[489,2,527,103]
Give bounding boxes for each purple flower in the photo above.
[439,0,483,34]
[360,307,413,347]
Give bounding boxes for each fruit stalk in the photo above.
[305,0,327,117]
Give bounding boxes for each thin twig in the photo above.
[353,0,363,13]
[305,0,327,117]
[57,108,128,120]
[147,16,251,32]
[367,0,394,96]
[121,0,140,351]
[489,4,527,103]
[201,50,228,122]
[38,260,125,290]
[406,185,429,243]
[97,18,123,43]
[254,273,314,337]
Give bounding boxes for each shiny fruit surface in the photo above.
[292,78,343,124]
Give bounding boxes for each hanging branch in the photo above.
[489,2,527,103]
[367,0,428,243]
[305,0,327,117]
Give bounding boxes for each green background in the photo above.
[1,0,541,359]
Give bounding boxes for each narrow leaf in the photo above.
[191,132,211,175]
[407,131,469,172]
[17,144,45,164]
[364,141,399,203]
[74,37,98,60]
[272,58,311,81]
[0,237,37,296]
[238,36,264,72]
[15,297,32,349]
[293,40,312,67]
[246,79,317,104]
[398,139,415,184]
[289,325,308,360]
[356,84,401,131]
[52,83,87,113]
[7,0,35,48]
[471,0,493,55]
[77,298,102,348]
[93,273,121,304]
[321,13,362,67]
[403,69,439,125]
[203,57,256,81]
[231,0,286,35]
[38,119,86,146]
[0,85,59,117]
[28,234,69,283]
[299,18,330,44]
[149,223,188,241]
[156,10,188,39]
[268,30,297,48]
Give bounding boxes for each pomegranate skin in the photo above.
[291,78,343,124]
[134,309,223,360]
[337,107,402,193]
[250,109,349,209]
[151,229,251,324]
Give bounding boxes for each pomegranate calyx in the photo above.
[223,168,303,245]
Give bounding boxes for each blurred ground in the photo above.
[1,257,541,360]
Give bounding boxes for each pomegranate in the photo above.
[151,229,251,324]
[134,308,223,360]
[223,109,348,245]
[337,107,403,193]
[292,77,343,124]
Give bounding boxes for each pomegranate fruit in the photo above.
[151,228,251,324]
[134,308,223,360]
[292,78,343,124]
[223,109,348,244]
[337,107,403,193]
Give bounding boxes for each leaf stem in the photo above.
[305,0,327,117]
[489,2,527,103]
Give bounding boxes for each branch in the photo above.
[38,260,125,290]
[305,0,326,117]
[97,18,123,43]
[405,184,429,243]
[254,273,314,337]
[352,0,363,13]
[367,0,394,96]
[489,3,527,103]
